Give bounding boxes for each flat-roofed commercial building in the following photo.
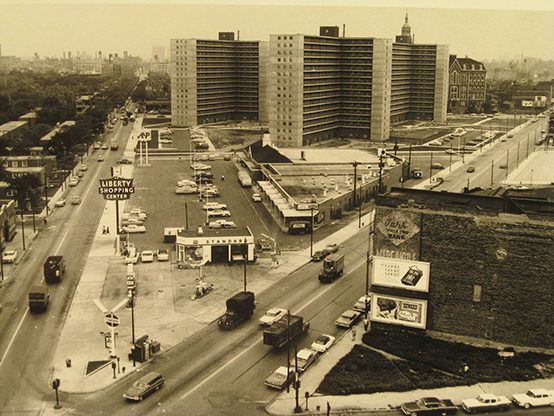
[171,32,269,127]
[390,15,449,124]
[269,26,391,147]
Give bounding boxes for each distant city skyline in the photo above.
[1,2,554,61]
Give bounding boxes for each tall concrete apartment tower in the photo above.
[391,14,449,124]
[171,32,269,127]
[269,27,391,147]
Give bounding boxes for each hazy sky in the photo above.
[1,1,554,61]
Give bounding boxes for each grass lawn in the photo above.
[317,327,554,396]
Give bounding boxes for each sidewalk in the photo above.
[266,322,554,415]
[0,220,39,286]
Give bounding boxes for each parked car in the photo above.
[445,149,456,154]
[264,366,295,390]
[141,250,154,263]
[93,142,101,149]
[178,179,197,187]
[401,397,458,415]
[208,209,231,217]
[252,193,262,202]
[76,170,84,178]
[175,186,198,195]
[466,165,475,173]
[79,164,88,171]
[499,164,507,169]
[223,154,231,161]
[123,372,165,401]
[335,309,361,328]
[190,163,211,171]
[97,154,105,162]
[130,208,147,217]
[68,178,79,187]
[507,133,514,138]
[461,393,511,413]
[156,249,169,261]
[122,218,144,226]
[117,158,133,164]
[208,220,236,229]
[55,199,66,207]
[311,250,329,262]
[201,190,220,198]
[324,243,339,253]
[259,308,288,326]
[159,138,173,144]
[431,162,445,170]
[512,389,554,408]
[290,348,318,373]
[121,212,147,221]
[352,294,372,313]
[71,195,81,205]
[203,202,227,210]
[101,143,108,150]
[310,334,335,353]
[2,250,17,264]
[122,224,146,233]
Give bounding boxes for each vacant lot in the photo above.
[317,327,554,395]
[206,128,264,150]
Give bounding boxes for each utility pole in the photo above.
[309,207,314,259]
[505,149,509,179]
[378,150,385,193]
[184,201,189,230]
[243,238,247,293]
[429,152,434,185]
[294,344,302,413]
[44,173,49,217]
[286,310,291,393]
[490,160,494,188]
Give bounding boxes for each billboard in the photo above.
[374,208,420,261]
[371,294,427,329]
[372,256,430,293]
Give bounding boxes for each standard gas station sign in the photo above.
[98,177,135,200]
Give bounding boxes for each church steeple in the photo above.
[396,12,414,44]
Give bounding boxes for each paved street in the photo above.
[0,120,132,414]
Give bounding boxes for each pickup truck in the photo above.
[263,315,309,349]
[401,397,457,416]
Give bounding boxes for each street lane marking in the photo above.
[179,256,367,400]
[0,307,29,369]
[76,158,105,215]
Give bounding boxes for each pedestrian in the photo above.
[363,317,369,331]
[351,326,357,341]
[221,175,225,181]
[122,366,126,374]
[106,226,110,234]
[102,225,106,234]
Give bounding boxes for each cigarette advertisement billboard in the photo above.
[372,256,430,293]
[371,294,428,329]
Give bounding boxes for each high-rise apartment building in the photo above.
[171,32,268,126]
[269,27,391,147]
[269,20,448,147]
[390,15,449,124]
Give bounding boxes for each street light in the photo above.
[352,161,361,228]
[309,207,314,259]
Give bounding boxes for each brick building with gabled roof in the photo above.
[448,55,487,114]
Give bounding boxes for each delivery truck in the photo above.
[218,291,255,330]
[318,253,344,283]
[43,256,66,283]
[263,314,310,349]
[29,285,50,313]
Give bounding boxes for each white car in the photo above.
[79,164,88,171]
[97,154,105,162]
[122,224,146,233]
[512,389,554,408]
[101,143,108,150]
[264,366,294,390]
[252,193,262,202]
[68,178,79,187]
[290,348,318,373]
[2,250,17,264]
[159,138,173,144]
[141,250,154,263]
[177,179,197,187]
[203,202,227,211]
[55,199,66,207]
[311,334,335,353]
[175,187,198,195]
[121,218,144,226]
[130,208,147,217]
[208,209,231,217]
[190,163,211,171]
[352,294,372,313]
[121,212,147,221]
[71,195,81,205]
[208,220,236,229]
[156,249,169,261]
[259,308,287,326]
[93,142,101,149]
[461,394,511,413]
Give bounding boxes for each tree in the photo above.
[8,174,42,213]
